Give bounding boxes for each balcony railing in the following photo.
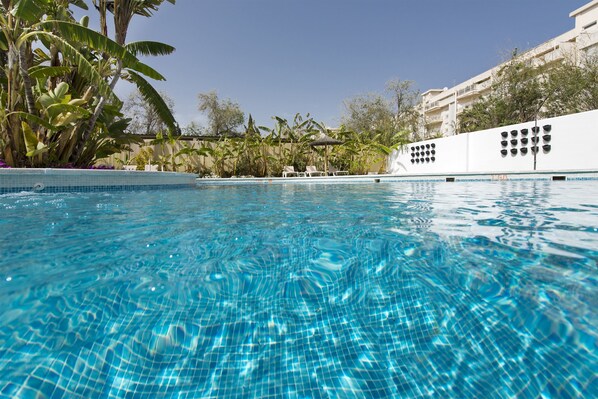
[457,84,478,98]
[426,101,440,110]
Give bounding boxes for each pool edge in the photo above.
[196,169,598,185]
[0,169,197,193]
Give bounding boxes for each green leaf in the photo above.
[38,21,166,81]
[37,21,128,60]
[106,118,134,137]
[38,93,54,110]
[32,48,51,64]
[68,98,87,106]
[127,70,178,133]
[126,60,166,81]
[29,66,72,80]
[21,31,118,103]
[0,31,8,51]
[46,103,91,119]
[126,41,175,57]
[71,0,88,10]
[10,112,59,131]
[370,143,392,156]
[51,113,82,127]
[11,0,49,23]
[22,121,48,157]
[52,82,69,100]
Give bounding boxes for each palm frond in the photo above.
[126,41,175,57]
[29,66,72,80]
[20,31,118,103]
[39,21,128,59]
[126,70,178,133]
[71,0,88,10]
[126,60,166,81]
[40,22,168,81]
[11,0,48,22]
[9,111,59,131]
[32,48,51,64]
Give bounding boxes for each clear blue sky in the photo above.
[91,0,590,130]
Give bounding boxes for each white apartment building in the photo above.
[420,0,598,138]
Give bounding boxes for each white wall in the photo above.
[572,0,598,29]
[388,110,598,175]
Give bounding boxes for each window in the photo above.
[583,20,597,30]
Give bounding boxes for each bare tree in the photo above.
[341,78,420,145]
[385,78,420,132]
[123,90,175,135]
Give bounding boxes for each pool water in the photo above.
[0,181,596,398]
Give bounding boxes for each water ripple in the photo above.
[0,182,596,398]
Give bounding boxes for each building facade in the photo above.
[419,0,598,138]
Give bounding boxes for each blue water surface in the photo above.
[0,181,596,398]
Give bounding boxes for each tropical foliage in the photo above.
[123,89,175,135]
[0,0,177,167]
[130,113,402,177]
[341,78,419,146]
[458,51,598,133]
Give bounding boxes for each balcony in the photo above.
[425,101,441,111]
[456,84,479,99]
[427,114,442,122]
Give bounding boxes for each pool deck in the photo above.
[197,169,598,185]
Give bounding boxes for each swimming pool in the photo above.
[0,181,596,398]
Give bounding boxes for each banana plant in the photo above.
[38,82,91,128]
[150,130,181,170]
[11,81,91,166]
[0,0,177,167]
[174,142,205,173]
[72,0,177,164]
[209,138,235,177]
[80,107,143,165]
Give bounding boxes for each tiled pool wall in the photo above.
[196,170,598,185]
[2,169,597,192]
[0,169,197,194]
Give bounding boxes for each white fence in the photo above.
[388,109,598,175]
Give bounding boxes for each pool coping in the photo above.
[196,169,598,185]
[0,168,197,194]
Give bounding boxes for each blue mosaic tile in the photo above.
[0,182,596,398]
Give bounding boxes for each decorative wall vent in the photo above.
[500,123,554,157]
[410,142,438,165]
